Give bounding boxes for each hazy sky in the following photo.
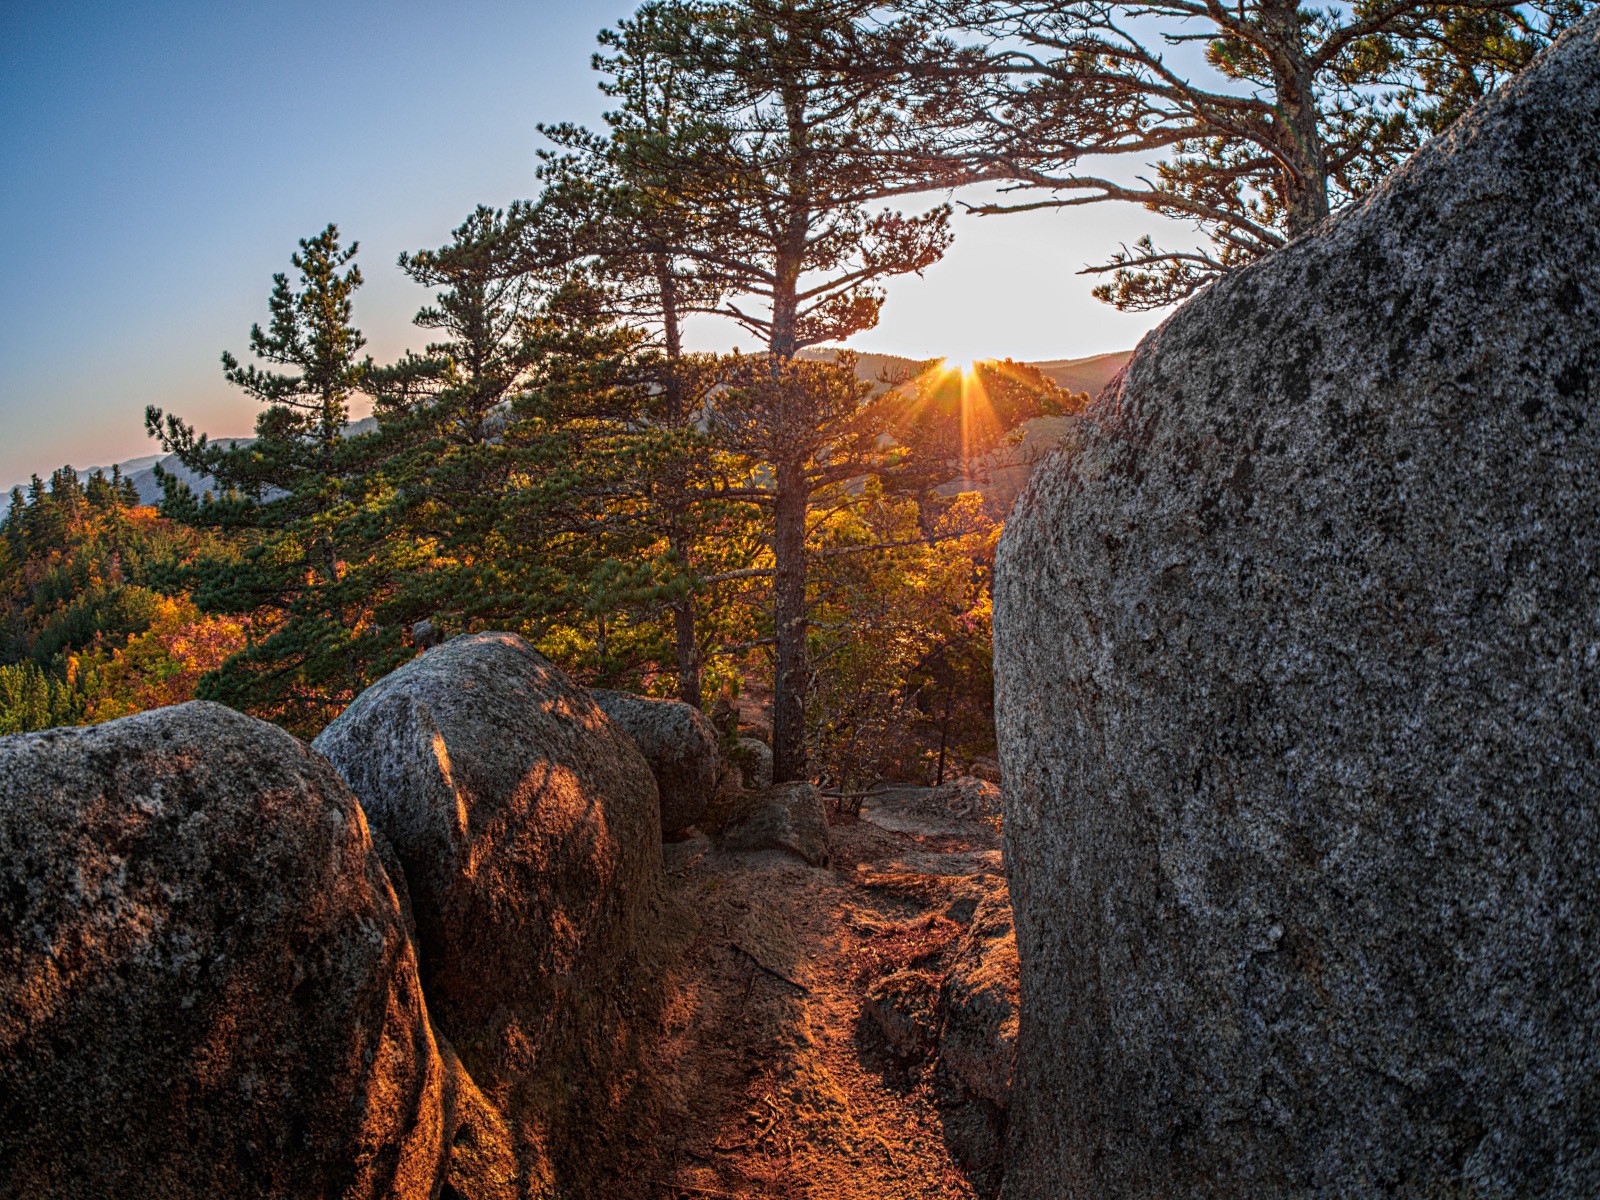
[0,1,1168,486]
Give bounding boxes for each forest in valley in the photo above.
[3,0,1584,789]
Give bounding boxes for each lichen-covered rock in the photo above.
[736,735,774,790]
[860,890,1019,1106]
[994,17,1600,1200]
[590,689,720,834]
[967,756,1002,785]
[935,887,1019,1198]
[855,879,1018,1198]
[720,782,832,867]
[0,702,484,1200]
[313,632,663,1191]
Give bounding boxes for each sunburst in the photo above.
[929,357,997,469]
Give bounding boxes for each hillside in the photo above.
[1027,351,1131,397]
[800,348,1132,400]
[12,362,1125,506]
[14,417,384,506]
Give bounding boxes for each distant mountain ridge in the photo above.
[9,418,380,505]
[798,347,1131,397]
[1027,351,1133,397]
[12,355,1130,505]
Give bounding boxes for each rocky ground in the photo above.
[0,637,1014,1200]
[615,782,1016,1200]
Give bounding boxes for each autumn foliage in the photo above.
[0,471,246,734]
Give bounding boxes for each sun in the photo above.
[941,355,983,378]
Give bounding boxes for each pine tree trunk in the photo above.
[1262,0,1332,237]
[670,521,702,710]
[770,457,808,782]
[767,82,815,783]
[655,254,686,416]
[672,597,702,710]
[656,255,703,709]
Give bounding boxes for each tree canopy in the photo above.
[885,0,1592,307]
[10,0,1575,789]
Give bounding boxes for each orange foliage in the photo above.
[75,596,249,723]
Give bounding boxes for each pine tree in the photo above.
[585,0,956,779]
[355,204,577,646]
[534,4,752,708]
[84,469,117,510]
[147,223,369,521]
[137,207,700,728]
[0,661,82,735]
[143,224,376,729]
[887,0,1592,308]
[112,463,140,508]
[222,223,368,481]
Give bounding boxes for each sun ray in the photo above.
[958,360,998,472]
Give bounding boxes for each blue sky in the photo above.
[0,1,1165,486]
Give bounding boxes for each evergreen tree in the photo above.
[138,207,696,728]
[356,204,588,645]
[585,0,955,778]
[888,0,1592,308]
[113,464,140,507]
[84,469,117,510]
[534,6,750,708]
[25,473,67,547]
[534,1,724,368]
[372,206,543,439]
[0,661,81,735]
[144,224,376,729]
[147,222,369,519]
[5,488,26,557]
[222,223,368,480]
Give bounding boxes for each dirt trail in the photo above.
[616,787,1011,1200]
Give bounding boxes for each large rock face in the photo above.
[0,703,473,1200]
[590,688,720,834]
[313,632,664,1189]
[994,17,1600,1200]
